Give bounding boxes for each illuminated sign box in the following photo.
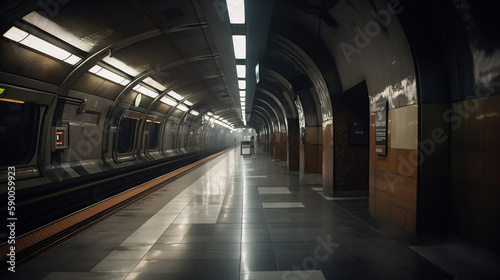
[53,126,69,150]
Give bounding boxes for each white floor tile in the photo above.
[258,187,291,194]
[262,202,305,208]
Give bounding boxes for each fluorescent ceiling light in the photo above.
[3,26,82,65]
[226,0,245,23]
[167,90,183,101]
[232,35,246,59]
[236,65,246,78]
[133,84,158,98]
[190,110,199,116]
[207,112,213,116]
[64,55,82,65]
[178,104,189,112]
[102,57,141,77]
[160,96,177,106]
[239,90,245,97]
[89,65,130,85]
[184,100,193,106]
[238,80,246,89]
[3,26,28,42]
[240,98,246,102]
[143,77,167,91]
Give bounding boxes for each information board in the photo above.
[375,101,388,155]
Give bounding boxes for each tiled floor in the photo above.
[5,148,495,279]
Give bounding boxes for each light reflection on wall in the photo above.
[370,76,417,112]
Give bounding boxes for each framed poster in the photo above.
[375,101,388,156]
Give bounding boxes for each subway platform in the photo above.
[5,148,499,280]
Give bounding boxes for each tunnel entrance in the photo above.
[332,81,370,196]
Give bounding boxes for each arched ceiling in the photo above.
[0,0,343,131]
[0,0,274,128]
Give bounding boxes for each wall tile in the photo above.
[462,151,484,183]
[391,176,417,213]
[281,133,287,162]
[420,103,451,151]
[389,105,418,150]
[420,149,450,181]
[304,144,320,173]
[369,169,376,196]
[390,204,406,229]
[287,119,300,171]
[370,114,376,147]
[451,98,484,151]
[375,198,390,221]
[305,127,319,144]
[484,95,500,152]
[483,151,500,185]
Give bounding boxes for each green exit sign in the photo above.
[0,88,5,97]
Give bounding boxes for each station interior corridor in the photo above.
[5,148,499,280]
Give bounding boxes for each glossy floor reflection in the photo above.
[7,149,462,280]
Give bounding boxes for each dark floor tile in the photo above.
[196,270,240,280]
[128,272,198,280]
[272,242,309,250]
[213,228,242,235]
[270,234,304,242]
[241,223,268,229]
[1,271,49,280]
[144,250,205,260]
[214,223,242,229]
[267,223,296,228]
[274,249,319,270]
[203,249,241,260]
[132,260,201,273]
[181,235,213,243]
[207,242,241,250]
[151,243,208,251]
[210,234,241,243]
[241,242,274,251]
[242,234,271,243]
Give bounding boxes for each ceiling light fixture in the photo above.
[226,0,245,24]
[143,77,167,91]
[89,65,130,86]
[232,35,246,59]
[238,80,246,90]
[167,90,184,101]
[236,65,246,78]
[133,84,158,99]
[160,96,177,106]
[3,26,82,65]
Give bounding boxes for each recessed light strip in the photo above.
[3,26,82,65]
[226,0,245,24]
